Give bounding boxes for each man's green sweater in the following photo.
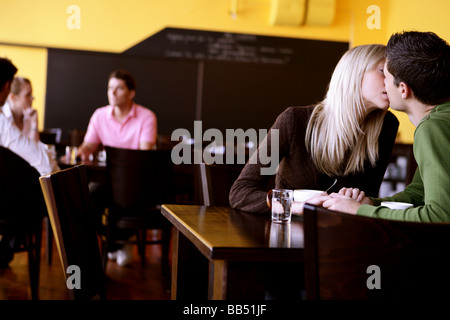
[358,102,450,222]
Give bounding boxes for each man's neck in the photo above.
[407,101,436,127]
[113,101,133,122]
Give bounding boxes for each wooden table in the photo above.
[58,159,107,185]
[161,204,305,300]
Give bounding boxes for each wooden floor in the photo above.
[0,224,172,300]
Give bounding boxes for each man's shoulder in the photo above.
[90,105,111,117]
[93,105,111,113]
[415,110,450,141]
[134,104,156,119]
[419,103,450,128]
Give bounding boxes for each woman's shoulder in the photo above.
[378,111,399,143]
[384,110,400,126]
[283,105,316,114]
[276,105,316,123]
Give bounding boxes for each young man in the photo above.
[322,31,450,223]
[77,69,158,266]
[76,69,158,161]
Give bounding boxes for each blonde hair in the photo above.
[306,44,387,176]
[10,77,31,95]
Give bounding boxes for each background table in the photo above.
[58,158,107,185]
[161,204,304,300]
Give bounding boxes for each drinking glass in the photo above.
[271,189,293,223]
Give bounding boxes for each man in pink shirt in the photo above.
[77,69,157,160]
[77,69,157,266]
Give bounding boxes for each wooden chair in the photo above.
[101,147,174,273]
[303,203,450,300]
[199,162,245,206]
[0,147,43,300]
[0,220,41,300]
[39,165,106,300]
[39,128,63,266]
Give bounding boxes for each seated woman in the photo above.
[2,77,40,142]
[229,44,399,214]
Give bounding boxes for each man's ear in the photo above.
[129,90,136,100]
[399,82,413,99]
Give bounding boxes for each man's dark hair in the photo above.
[386,31,450,105]
[0,57,18,89]
[108,69,136,91]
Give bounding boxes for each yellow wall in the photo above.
[0,0,351,52]
[0,45,47,129]
[1,0,449,142]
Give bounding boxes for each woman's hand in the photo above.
[291,192,329,216]
[337,187,372,204]
[22,108,39,141]
[322,189,373,215]
[23,108,37,120]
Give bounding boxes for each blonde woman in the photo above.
[2,77,39,142]
[229,44,399,214]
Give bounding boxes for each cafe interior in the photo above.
[1,0,450,303]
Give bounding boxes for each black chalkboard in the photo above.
[200,60,334,132]
[125,27,348,67]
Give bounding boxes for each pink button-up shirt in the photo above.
[83,103,157,149]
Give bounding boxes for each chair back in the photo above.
[0,147,45,222]
[39,165,106,300]
[40,128,63,145]
[0,147,44,299]
[105,147,174,208]
[69,129,86,147]
[303,203,450,300]
[199,162,245,206]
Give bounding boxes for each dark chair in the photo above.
[101,146,174,273]
[0,147,43,300]
[156,134,178,150]
[303,203,450,300]
[0,220,41,300]
[199,162,245,206]
[40,128,63,145]
[39,165,106,300]
[69,129,86,147]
